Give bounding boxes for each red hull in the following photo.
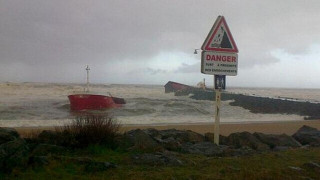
[68,94,125,111]
[171,82,189,91]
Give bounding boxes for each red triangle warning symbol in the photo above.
[201,16,238,53]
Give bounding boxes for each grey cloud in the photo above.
[176,63,199,73]
[1,0,320,84]
[146,68,168,75]
[0,0,207,66]
[127,67,168,76]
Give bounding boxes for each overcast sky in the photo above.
[1,0,320,88]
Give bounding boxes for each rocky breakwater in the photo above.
[176,89,320,120]
[228,94,320,120]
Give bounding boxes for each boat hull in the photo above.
[68,94,125,111]
[164,81,195,93]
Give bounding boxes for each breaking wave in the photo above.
[0,82,309,127]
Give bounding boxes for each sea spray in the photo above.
[0,82,310,127]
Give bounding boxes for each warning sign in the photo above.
[201,16,238,53]
[201,51,238,76]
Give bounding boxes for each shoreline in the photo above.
[12,119,320,137]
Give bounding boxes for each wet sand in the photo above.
[121,120,320,135]
[14,120,320,137]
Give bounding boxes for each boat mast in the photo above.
[86,65,90,92]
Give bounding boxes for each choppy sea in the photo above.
[1,82,319,127]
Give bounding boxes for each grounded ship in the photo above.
[164,79,209,93]
[68,66,126,111]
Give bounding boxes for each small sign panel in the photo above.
[214,75,226,90]
[201,16,238,53]
[201,51,238,76]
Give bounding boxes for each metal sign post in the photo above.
[214,85,221,145]
[213,75,224,145]
[199,16,239,145]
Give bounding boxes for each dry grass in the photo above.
[56,114,121,148]
[21,129,43,139]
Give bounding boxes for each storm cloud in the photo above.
[1,0,320,87]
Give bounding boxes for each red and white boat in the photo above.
[68,66,125,111]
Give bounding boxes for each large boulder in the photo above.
[141,128,205,151]
[156,129,205,144]
[0,138,30,173]
[0,127,19,144]
[154,136,181,151]
[142,128,161,139]
[292,125,320,146]
[123,129,162,151]
[181,142,228,156]
[253,132,301,149]
[225,132,270,151]
[225,146,256,156]
[204,133,228,145]
[0,128,19,138]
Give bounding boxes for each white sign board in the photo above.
[201,51,238,76]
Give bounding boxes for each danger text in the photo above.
[206,55,236,62]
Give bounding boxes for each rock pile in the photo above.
[292,125,320,146]
[122,126,320,158]
[0,127,29,173]
[0,128,113,173]
[0,125,319,172]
